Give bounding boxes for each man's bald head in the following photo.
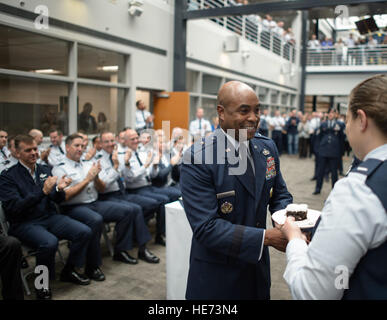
[216,81,260,140]
[28,129,43,145]
[124,129,139,150]
[217,81,256,109]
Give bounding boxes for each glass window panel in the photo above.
[186,70,199,93]
[189,96,199,121]
[0,25,69,75]
[281,93,289,105]
[78,84,125,135]
[202,74,221,95]
[0,75,69,136]
[258,87,269,103]
[78,44,126,83]
[201,98,218,129]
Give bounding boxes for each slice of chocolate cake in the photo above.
[286,204,308,221]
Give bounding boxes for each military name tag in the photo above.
[220,201,233,214]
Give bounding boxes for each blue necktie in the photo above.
[109,154,125,194]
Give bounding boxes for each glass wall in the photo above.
[0,24,130,137]
[78,44,126,83]
[0,25,69,75]
[78,85,126,135]
[0,75,69,136]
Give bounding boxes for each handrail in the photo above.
[307,45,387,66]
[187,0,297,63]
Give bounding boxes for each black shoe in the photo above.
[138,248,160,264]
[60,268,91,285]
[85,267,105,282]
[35,288,52,300]
[113,251,138,264]
[312,190,320,195]
[155,234,166,246]
[310,177,316,181]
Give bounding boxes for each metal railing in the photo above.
[307,46,387,66]
[188,0,297,63]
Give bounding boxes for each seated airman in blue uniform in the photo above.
[181,81,293,300]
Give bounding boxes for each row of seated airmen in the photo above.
[0,128,183,300]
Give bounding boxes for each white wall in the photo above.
[187,19,300,92]
[305,72,380,96]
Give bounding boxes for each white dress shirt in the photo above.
[284,144,387,299]
[189,118,212,138]
[96,149,122,194]
[135,109,152,131]
[52,157,98,205]
[121,148,158,189]
[48,141,66,167]
[270,116,285,131]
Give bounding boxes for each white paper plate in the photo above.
[272,208,321,229]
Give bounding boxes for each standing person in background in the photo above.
[135,100,154,133]
[258,108,270,137]
[281,113,289,154]
[78,103,97,134]
[211,116,219,131]
[285,109,299,155]
[269,110,285,155]
[97,112,109,133]
[189,108,212,140]
[297,115,310,158]
[313,109,344,195]
[334,38,345,65]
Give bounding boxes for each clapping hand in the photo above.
[86,161,102,182]
[43,176,58,195]
[124,149,132,164]
[111,147,119,169]
[57,174,72,191]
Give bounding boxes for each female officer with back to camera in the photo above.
[279,74,387,299]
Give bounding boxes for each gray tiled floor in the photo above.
[21,154,351,300]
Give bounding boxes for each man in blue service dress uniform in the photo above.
[313,109,344,194]
[181,81,293,300]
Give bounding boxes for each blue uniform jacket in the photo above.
[317,120,344,158]
[0,162,64,225]
[180,129,292,299]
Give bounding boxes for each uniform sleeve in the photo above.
[98,160,120,187]
[181,151,265,264]
[52,166,66,180]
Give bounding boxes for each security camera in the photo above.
[128,6,143,16]
[241,50,250,59]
